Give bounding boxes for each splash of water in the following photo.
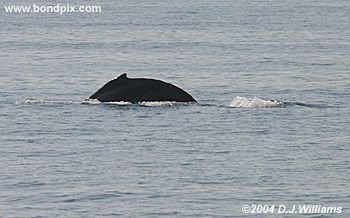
[16,98,80,105]
[229,96,284,108]
[81,98,102,105]
[17,98,186,107]
[16,97,294,109]
[138,101,176,107]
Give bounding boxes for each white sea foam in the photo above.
[16,98,79,105]
[138,101,176,107]
[17,98,188,107]
[83,98,132,106]
[81,98,102,104]
[82,99,133,105]
[105,101,132,106]
[229,96,284,108]
[16,98,47,104]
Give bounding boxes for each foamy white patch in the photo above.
[16,98,47,104]
[105,101,132,106]
[82,99,133,105]
[139,101,176,107]
[81,99,102,104]
[82,99,178,106]
[16,98,78,105]
[230,96,284,108]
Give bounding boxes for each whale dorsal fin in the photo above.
[117,73,128,80]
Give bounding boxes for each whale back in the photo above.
[89,74,197,103]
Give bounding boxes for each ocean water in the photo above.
[1,0,349,217]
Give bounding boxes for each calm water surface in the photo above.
[0,0,349,217]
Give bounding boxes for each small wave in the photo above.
[14,181,46,187]
[107,101,133,106]
[83,99,196,107]
[229,96,284,108]
[82,99,175,107]
[16,98,48,104]
[139,101,197,107]
[82,99,132,105]
[81,98,102,105]
[18,98,194,107]
[139,101,177,107]
[19,97,317,109]
[16,98,79,105]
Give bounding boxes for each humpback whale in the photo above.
[88,74,197,103]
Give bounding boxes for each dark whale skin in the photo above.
[88,74,197,103]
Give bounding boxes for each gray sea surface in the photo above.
[0,0,349,217]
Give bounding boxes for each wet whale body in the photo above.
[88,73,197,103]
